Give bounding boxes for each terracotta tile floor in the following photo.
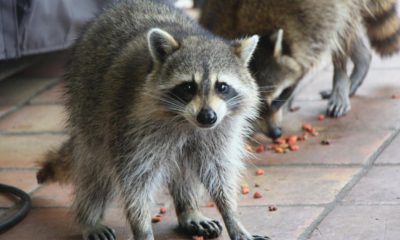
[1,43,400,240]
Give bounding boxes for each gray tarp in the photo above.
[0,0,109,60]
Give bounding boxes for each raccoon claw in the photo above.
[84,225,116,240]
[180,216,223,239]
[327,101,351,118]
[252,235,271,240]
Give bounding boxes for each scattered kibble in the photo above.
[391,95,400,99]
[302,123,313,132]
[318,114,326,121]
[256,169,265,176]
[254,183,260,187]
[241,185,250,194]
[159,207,167,214]
[287,135,298,145]
[152,215,162,223]
[253,192,263,199]
[268,206,278,212]
[274,147,285,154]
[255,145,266,153]
[321,139,331,145]
[275,138,286,145]
[290,145,300,151]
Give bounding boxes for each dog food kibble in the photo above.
[241,186,250,194]
[318,114,326,121]
[192,236,204,240]
[290,145,300,151]
[321,139,331,145]
[254,183,260,187]
[254,192,263,199]
[159,207,167,214]
[274,147,285,154]
[302,123,313,131]
[275,138,286,145]
[268,206,278,212]
[152,215,162,223]
[255,145,266,153]
[391,95,400,99]
[287,135,298,145]
[256,169,265,176]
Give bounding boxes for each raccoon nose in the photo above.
[268,127,283,139]
[197,108,217,125]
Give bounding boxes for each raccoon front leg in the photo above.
[73,176,116,240]
[169,174,223,239]
[327,55,351,118]
[115,162,162,240]
[200,162,270,240]
[349,38,371,97]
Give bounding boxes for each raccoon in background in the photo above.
[35,0,270,240]
[200,0,400,139]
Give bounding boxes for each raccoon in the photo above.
[200,0,400,139]
[36,1,269,240]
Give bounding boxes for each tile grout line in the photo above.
[0,78,62,120]
[297,128,400,240]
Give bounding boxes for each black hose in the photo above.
[0,183,32,232]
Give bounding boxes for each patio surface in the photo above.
[0,44,400,240]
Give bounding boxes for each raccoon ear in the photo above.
[147,28,180,63]
[272,29,284,59]
[232,35,259,66]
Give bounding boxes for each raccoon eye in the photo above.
[216,82,230,94]
[181,82,197,95]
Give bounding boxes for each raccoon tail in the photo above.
[36,138,74,184]
[364,0,400,56]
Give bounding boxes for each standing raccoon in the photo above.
[36,0,269,240]
[200,0,400,139]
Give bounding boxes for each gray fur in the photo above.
[58,0,264,239]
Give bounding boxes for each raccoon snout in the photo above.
[196,108,217,126]
[268,127,283,139]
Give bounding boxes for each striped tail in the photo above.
[364,0,400,56]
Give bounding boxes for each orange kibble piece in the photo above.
[290,145,300,151]
[275,138,286,145]
[152,215,162,223]
[287,135,298,145]
[241,186,250,194]
[302,123,313,132]
[318,114,326,121]
[274,147,285,154]
[254,191,263,199]
[391,95,400,99]
[159,207,167,214]
[255,145,266,153]
[256,169,265,176]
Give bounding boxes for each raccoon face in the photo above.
[250,30,303,138]
[146,28,259,129]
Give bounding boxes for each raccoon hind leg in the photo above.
[349,38,372,97]
[72,147,116,240]
[169,174,223,239]
[327,54,351,118]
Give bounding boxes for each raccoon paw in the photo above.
[327,93,351,118]
[179,212,223,239]
[83,225,116,240]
